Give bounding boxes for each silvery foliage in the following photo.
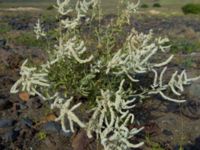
[10,0,200,149]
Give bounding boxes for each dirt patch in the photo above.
[0,7,42,12]
[148,9,161,15]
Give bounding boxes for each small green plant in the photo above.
[47,5,54,10]
[183,58,194,68]
[10,0,200,150]
[145,135,164,150]
[171,39,200,53]
[141,4,148,8]
[37,131,47,141]
[0,23,12,34]
[153,3,161,8]
[14,32,46,48]
[182,3,200,14]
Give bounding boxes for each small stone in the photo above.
[60,130,72,138]
[0,144,5,149]
[2,130,19,142]
[20,118,33,128]
[188,83,200,99]
[42,121,61,133]
[72,129,92,150]
[0,119,15,128]
[27,98,42,109]
[0,39,6,48]
[162,129,173,136]
[18,103,28,110]
[0,99,12,111]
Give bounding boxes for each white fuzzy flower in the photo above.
[34,19,46,40]
[51,95,85,132]
[10,59,49,97]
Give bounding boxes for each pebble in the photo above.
[27,98,42,109]
[0,99,12,111]
[0,119,15,128]
[42,121,61,133]
[0,39,6,48]
[60,130,72,138]
[162,129,173,136]
[188,83,200,99]
[20,118,33,128]
[2,129,19,142]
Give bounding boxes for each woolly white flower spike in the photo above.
[10,59,49,97]
[59,0,98,29]
[154,55,174,67]
[106,28,172,82]
[86,102,103,138]
[61,18,80,29]
[127,0,140,13]
[76,0,99,15]
[54,36,93,63]
[56,0,72,15]
[149,67,200,103]
[90,60,102,73]
[156,37,171,52]
[114,80,136,112]
[100,115,143,150]
[51,95,85,133]
[34,19,46,40]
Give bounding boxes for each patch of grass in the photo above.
[13,32,46,48]
[145,135,164,150]
[183,57,194,68]
[37,131,47,141]
[46,5,54,11]
[153,3,161,8]
[41,12,57,24]
[0,23,12,34]
[170,39,200,53]
[182,3,200,14]
[141,4,149,8]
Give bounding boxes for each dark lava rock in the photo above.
[182,101,200,119]
[20,118,33,128]
[162,129,173,136]
[9,19,29,30]
[2,130,19,142]
[42,121,72,137]
[27,98,42,109]
[0,39,6,48]
[42,121,61,134]
[60,130,72,138]
[174,137,200,150]
[0,119,15,128]
[6,53,23,69]
[0,99,12,111]
[18,103,28,110]
[188,82,200,99]
[0,144,5,150]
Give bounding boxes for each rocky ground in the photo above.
[0,12,200,150]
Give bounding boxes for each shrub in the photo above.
[153,3,161,8]
[182,3,200,14]
[141,4,149,8]
[46,5,54,10]
[14,32,45,48]
[10,0,200,150]
[170,39,200,53]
